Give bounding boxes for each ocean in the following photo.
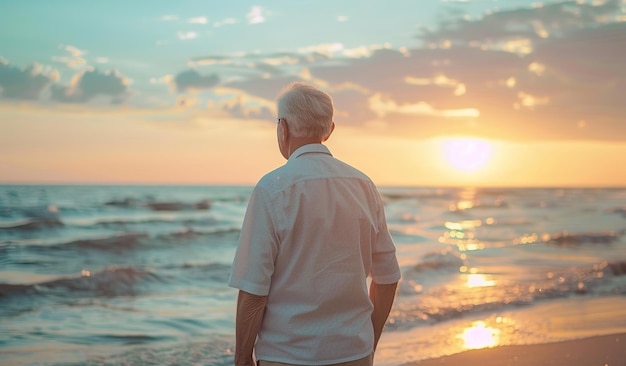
[1,185,625,365]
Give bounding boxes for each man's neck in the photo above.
[287,138,323,158]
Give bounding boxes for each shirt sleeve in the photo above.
[228,186,279,296]
[370,187,402,285]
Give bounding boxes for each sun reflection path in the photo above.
[439,218,487,251]
[459,321,500,349]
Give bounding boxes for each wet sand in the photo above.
[407,333,625,366]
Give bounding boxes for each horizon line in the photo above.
[1,181,625,189]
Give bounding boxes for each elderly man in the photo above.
[229,82,401,366]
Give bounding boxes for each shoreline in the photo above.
[374,296,626,366]
[404,333,625,366]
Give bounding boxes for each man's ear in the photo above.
[322,122,335,142]
[280,118,289,142]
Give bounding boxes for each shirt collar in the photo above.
[288,143,333,162]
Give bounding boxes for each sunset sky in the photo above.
[1,0,625,187]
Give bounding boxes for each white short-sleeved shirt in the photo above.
[228,143,401,365]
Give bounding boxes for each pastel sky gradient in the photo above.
[1,0,625,186]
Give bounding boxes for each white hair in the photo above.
[277,82,334,139]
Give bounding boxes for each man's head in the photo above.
[276,83,335,154]
[276,82,335,159]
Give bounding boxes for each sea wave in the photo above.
[147,200,211,211]
[411,248,466,272]
[1,261,232,295]
[161,262,232,283]
[4,225,240,253]
[0,217,64,231]
[0,266,159,299]
[158,227,240,241]
[64,232,149,251]
[608,206,626,217]
[398,248,467,295]
[0,261,232,318]
[0,267,159,317]
[104,197,212,211]
[105,197,212,211]
[547,231,623,247]
[381,190,455,201]
[394,259,626,329]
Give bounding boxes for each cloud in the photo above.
[188,55,235,67]
[51,69,130,104]
[183,52,321,84]
[201,77,306,121]
[326,84,372,120]
[52,44,88,69]
[6,1,624,142]
[186,0,625,141]
[223,75,304,101]
[247,6,267,24]
[160,15,178,21]
[213,18,238,28]
[0,60,58,100]
[177,31,198,40]
[175,95,200,108]
[212,91,275,120]
[368,93,479,119]
[187,16,208,24]
[1,57,128,104]
[421,0,622,46]
[173,69,220,92]
[64,45,85,57]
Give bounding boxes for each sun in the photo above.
[442,138,493,172]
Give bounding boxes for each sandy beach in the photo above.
[408,333,626,366]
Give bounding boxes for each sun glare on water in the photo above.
[460,321,500,349]
[442,138,493,172]
[466,273,496,288]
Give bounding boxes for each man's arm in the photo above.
[235,290,268,366]
[369,281,398,351]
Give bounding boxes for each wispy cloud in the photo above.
[187,56,234,67]
[297,43,344,58]
[214,18,238,28]
[368,93,479,118]
[187,16,208,24]
[177,31,198,40]
[160,15,178,21]
[52,44,88,69]
[64,45,85,57]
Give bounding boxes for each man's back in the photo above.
[230,144,400,364]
